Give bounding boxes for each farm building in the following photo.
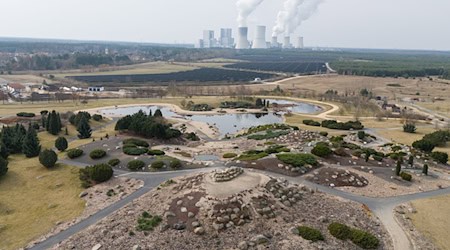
[88,86,105,92]
[6,83,29,94]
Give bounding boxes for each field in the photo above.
[67,68,275,85]
[224,62,327,74]
[0,156,84,250]
[410,194,450,250]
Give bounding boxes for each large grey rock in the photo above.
[251,234,269,244]
[194,227,205,235]
[92,244,102,250]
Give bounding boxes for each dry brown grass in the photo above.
[0,156,84,250]
[410,194,450,250]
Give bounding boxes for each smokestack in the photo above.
[283,36,291,49]
[252,25,267,49]
[236,27,250,49]
[295,37,304,49]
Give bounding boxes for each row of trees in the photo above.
[115,109,181,140]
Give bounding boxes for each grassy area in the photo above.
[56,62,198,77]
[0,156,84,250]
[410,194,450,250]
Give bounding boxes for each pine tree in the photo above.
[56,113,62,131]
[22,124,41,158]
[0,156,8,177]
[153,109,163,117]
[0,141,9,159]
[55,137,68,152]
[395,160,402,176]
[39,149,58,168]
[41,115,47,128]
[422,164,428,176]
[47,110,61,135]
[77,116,92,139]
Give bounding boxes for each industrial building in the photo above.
[220,28,234,48]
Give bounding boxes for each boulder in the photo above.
[92,244,102,250]
[194,227,205,235]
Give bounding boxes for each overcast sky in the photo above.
[1,0,449,50]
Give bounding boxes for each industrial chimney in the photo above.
[252,25,267,49]
[283,36,291,49]
[236,27,250,49]
[295,37,304,49]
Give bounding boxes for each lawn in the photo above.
[0,156,84,250]
[410,194,450,250]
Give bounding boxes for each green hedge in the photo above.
[400,172,412,181]
[328,222,352,240]
[311,144,333,157]
[431,151,448,164]
[123,138,149,148]
[223,153,238,159]
[328,223,380,249]
[151,160,165,169]
[169,159,182,169]
[108,158,120,166]
[79,163,113,188]
[17,112,35,118]
[148,149,165,156]
[89,149,107,159]
[123,146,148,156]
[276,153,318,167]
[128,160,145,171]
[303,120,321,126]
[297,226,324,242]
[67,148,83,159]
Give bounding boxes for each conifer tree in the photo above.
[55,137,68,152]
[77,116,92,139]
[22,124,41,158]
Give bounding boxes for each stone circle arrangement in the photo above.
[211,167,244,182]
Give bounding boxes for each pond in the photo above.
[98,99,320,136]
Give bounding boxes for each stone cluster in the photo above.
[274,130,325,144]
[265,179,304,207]
[211,197,251,231]
[211,167,244,182]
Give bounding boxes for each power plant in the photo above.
[252,25,267,49]
[196,26,305,50]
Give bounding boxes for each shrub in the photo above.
[303,119,321,127]
[123,146,148,156]
[67,148,83,159]
[403,123,416,133]
[276,153,318,167]
[39,149,58,168]
[108,158,121,166]
[412,140,435,153]
[136,212,162,231]
[297,226,324,242]
[350,229,380,249]
[235,151,269,161]
[321,120,364,130]
[89,149,106,159]
[151,160,165,169]
[422,164,428,175]
[373,155,383,162]
[79,164,113,187]
[123,138,149,148]
[223,153,238,159]
[334,147,349,157]
[357,131,366,140]
[128,160,145,171]
[264,145,290,154]
[430,151,448,164]
[319,131,328,137]
[169,159,182,169]
[0,157,8,177]
[186,132,200,141]
[92,114,103,121]
[311,144,333,158]
[247,130,290,140]
[400,172,412,181]
[55,137,68,152]
[16,112,35,117]
[148,149,165,156]
[328,223,352,240]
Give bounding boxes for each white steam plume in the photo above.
[236,0,265,27]
[272,0,324,37]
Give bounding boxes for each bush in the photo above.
[92,114,103,121]
[422,164,429,175]
[403,123,416,133]
[223,153,238,159]
[67,148,83,159]
[235,151,269,161]
[136,212,162,231]
[186,132,200,141]
[169,159,182,169]
[123,146,148,156]
[311,144,333,157]
[328,223,352,240]
[16,112,35,117]
[412,139,435,153]
[319,131,328,137]
[431,151,448,164]
[247,130,290,140]
[264,145,290,154]
[297,226,324,242]
[303,120,321,127]
[89,149,107,159]
[276,153,318,167]
[334,147,349,157]
[0,157,8,177]
[108,158,121,166]
[151,160,165,169]
[128,160,145,171]
[148,149,165,156]
[79,164,113,187]
[321,120,364,130]
[373,155,383,162]
[123,138,149,148]
[55,137,68,152]
[39,149,58,168]
[400,172,412,181]
[357,131,366,140]
[350,229,380,249]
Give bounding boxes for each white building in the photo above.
[220,28,234,48]
[88,86,105,92]
[203,30,216,48]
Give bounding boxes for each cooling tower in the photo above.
[283,36,291,49]
[295,37,304,49]
[271,36,279,48]
[236,27,250,49]
[252,25,267,49]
